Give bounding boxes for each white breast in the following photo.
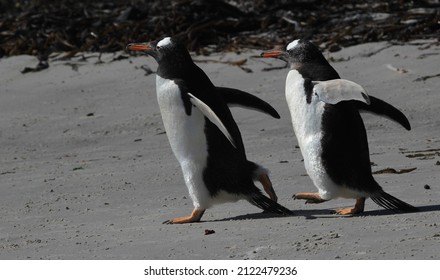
[155,76,211,208]
[285,70,339,200]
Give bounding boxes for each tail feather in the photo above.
[249,192,294,215]
[370,191,418,213]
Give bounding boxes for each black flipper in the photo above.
[248,191,294,215]
[173,78,243,150]
[217,87,281,119]
[370,191,418,213]
[356,95,411,130]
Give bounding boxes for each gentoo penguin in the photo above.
[261,39,418,215]
[127,37,293,223]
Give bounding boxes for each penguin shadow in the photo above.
[211,204,440,222]
[212,209,331,222]
[296,203,440,219]
[212,211,293,222]
[355,204,440,217]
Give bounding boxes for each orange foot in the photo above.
[293,192,327,204]
[258,173,278,202]
[334,197,366,215]
[163,209,206,224]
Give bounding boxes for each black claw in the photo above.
[163,220,173,225]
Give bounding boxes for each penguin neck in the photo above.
[290,62,303,70]
[157,58,196,80]
[291,61,340,81]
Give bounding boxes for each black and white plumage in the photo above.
[127,37,293,223]
[261,39,417,215]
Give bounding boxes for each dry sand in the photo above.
[0,41,439,259]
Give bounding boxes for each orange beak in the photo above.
[260,50,285,58]
[126,43,153,52]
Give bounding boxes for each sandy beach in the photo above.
[0,40,439,259]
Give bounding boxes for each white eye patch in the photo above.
[157,37,172,48]
[286,39,300,51]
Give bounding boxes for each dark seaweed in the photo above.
[1,0,439,59]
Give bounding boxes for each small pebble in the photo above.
[424,184,431,190]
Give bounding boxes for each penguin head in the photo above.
[285,39,327,64]
[127,37,193,72]
[262,39,327,65]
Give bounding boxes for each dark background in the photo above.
[0,0,439,58]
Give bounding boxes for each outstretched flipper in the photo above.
[312,79,370,105]
[174,78,243,150]
[356,96,411,130]
[217,87,280,119]
[187,92,237,148]
[313,79,411,130]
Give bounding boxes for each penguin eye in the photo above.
[156,46,161,51]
